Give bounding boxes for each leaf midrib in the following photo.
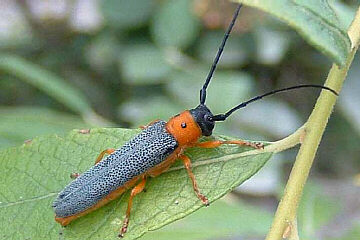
[0,192,58,208]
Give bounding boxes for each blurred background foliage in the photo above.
[0,0,359,239]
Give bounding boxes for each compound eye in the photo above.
[204,114,212,122]
[181,122,187,128]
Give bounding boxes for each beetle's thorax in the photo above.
[165,111,202,146]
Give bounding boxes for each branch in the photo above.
[265,6,360,240]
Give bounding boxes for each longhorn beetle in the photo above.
[52,4,338,238]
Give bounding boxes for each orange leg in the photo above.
[69,149,115,178]
[119,177,147,238]
[180,155,209,206]
[139,119,160,130]
[95,148,115,165]
[70,172,80,179]
[146,162,173,177]
[194,140,264,149]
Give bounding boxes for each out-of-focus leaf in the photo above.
[254,27,291,65]
[0,128,272,240]
[339,54,360,135]
[238,154,283,195]
[196,31,251,67]
[329,0,357,29]
[140,199,272,240]
[69,0,103,33]
[119,44,172,84]
[166,70,254,114]
[233,100,302,138]
[25,0,68,21]
[298,183,341,238]
[318,114,360,176]
[118,96,183,126]
[237,0,351,66]
[0,107,90,149]
[101,0,155,29]
[330,222,360,240]
[0,54,93,115]
[85,33,120,72]
[152,0,200,49]
[0,1,32,48]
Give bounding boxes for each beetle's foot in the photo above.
[70,173,80,179]
[247,142,264,149]
[200,194,209,207]
[119,218,129,238]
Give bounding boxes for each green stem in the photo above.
[242,125,305,156]
[265,7,360,240]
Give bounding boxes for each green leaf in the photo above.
[254,27,291,65]
[119,96,183,127]
[101,0,155,29]
[297,182,341,238]
[330,222,360,240]
[140,199,272,240]
[236,0,351,66]
[329,0,358,30]
[339,55,360,135]
[151,0,200,49]
[166,70,254,113]
[0,128,272,240]
[0,107,90,149]
[85,33,121,72]
[196,31,252,67]
[0,2,33,48]
[119,44,172,84]
[0,54,93,115]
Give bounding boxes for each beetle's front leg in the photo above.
[119,177,147,238]
[179,155,209,206]
[194,140,264,149]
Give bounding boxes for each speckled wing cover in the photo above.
[53,121,178,217]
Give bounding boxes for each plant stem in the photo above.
[240,125,306,156]
[265,7,360,240]
[167,125,305,173]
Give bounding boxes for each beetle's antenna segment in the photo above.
[211,84,338,121]
[200,4,242,105]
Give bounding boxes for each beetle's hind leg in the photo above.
[119,177,147,238]
[180,155,209,206]
[68,149,115,179]
[194,140,264,149]
[95,148,115,165]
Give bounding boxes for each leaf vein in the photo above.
[0,192,58,208]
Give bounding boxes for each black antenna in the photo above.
[211,84,338,121]
[200,4,242,105]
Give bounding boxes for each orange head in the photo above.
[166,105,215,146]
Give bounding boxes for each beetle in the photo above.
[52,4,337,237]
